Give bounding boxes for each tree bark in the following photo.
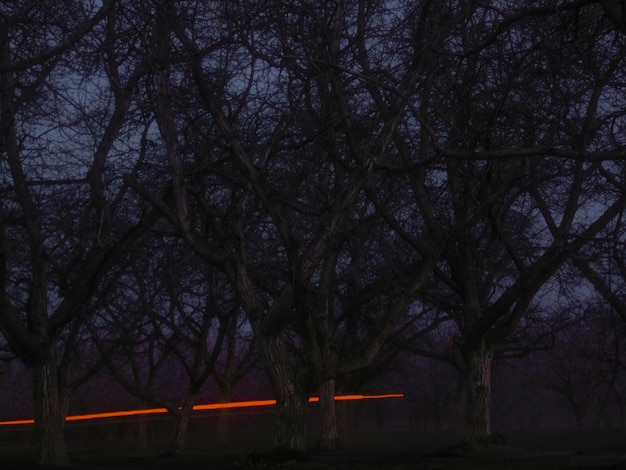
[274,391,308,452]
[169,402,193,455]
[462,345,494,441]
[262,336,308,452]
[318,379,341,450]
[33,353,70,466]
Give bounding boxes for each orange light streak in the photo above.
[193,399,276,411]
[0,393,403,426]
[324,393,405,401]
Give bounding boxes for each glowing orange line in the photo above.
[193,399,276,411]
[0,394,403,426]
[0,419,34,426]
[67,408,169,421]
[330,394,405,401]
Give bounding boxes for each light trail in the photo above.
[0,394,403,426]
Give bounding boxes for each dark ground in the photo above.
[3,429,626,469]
[8,451,625,470]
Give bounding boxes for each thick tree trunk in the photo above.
[169,403,193,455]
[262,336,308,452]
[462,346,494,441]
[274,390,308,452]
[33,355,70,466]
[318,379,341,450]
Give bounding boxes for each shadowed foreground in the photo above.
[2,450,626,470]
[3,430,626,469]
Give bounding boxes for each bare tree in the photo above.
[114,0,626,451]
[213,309,259,446]
[88,237,231,455]
[123,0,439,452]
[0,1,158,465]
[529,304,626,428]
[356,0,626,442]
[4,0,624,463]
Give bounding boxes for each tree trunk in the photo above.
[574,404,585,428]
[575,413,584,428]
[274,390,308,452]
[137,399,149,449]
[462,346,494,441]
[318,379,341,450]
[33,355,70,466]
[169,403,193,455]
[262,336,308,452]
[216,387,232,446]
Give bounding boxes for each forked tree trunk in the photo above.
[318,379,341,450]
[462,345,494,441]
[262,336,308,452]
[33,354,70,466]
